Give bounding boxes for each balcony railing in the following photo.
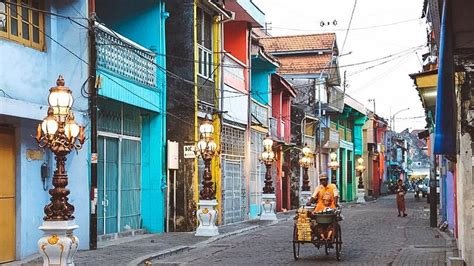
[269,118,277,139]
[198,44,213,79]
[95,23,157,88]
[223,53,245,89]
[251,101,268,127]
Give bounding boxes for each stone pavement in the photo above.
[151,194,457,265]
[16,211,294,266]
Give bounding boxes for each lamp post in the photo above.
[299,143,313,206]
[328,151,340,185]
[390,107,410,132]
[195,117,219,236]
[259,134,277,220]
[356,157,366,203]
[36,76,85,266]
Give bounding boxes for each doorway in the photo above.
[97,135,141,235]
[0,128,15,263]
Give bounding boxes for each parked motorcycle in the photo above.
[414,180,427,199]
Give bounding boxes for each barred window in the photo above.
[0,0,44,50]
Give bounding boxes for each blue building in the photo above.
[94,0,168,237]
[249,36,279,219]
[0,1,90,261]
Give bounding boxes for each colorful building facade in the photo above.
[94,0,168,237]
[0,1,90,261]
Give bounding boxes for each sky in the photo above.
[253,0,428,132]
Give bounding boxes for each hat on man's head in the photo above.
[319,173,328,180]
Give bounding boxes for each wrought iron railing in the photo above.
[95,23,157,88]
[251,101,268,127]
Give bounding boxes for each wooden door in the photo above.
[0,128,16,263]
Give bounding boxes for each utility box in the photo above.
[167,141,179,170]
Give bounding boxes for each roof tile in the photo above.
[276,54,332,75]
[259,33,336,53]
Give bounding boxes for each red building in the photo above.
[271,74,296,211]
[363,113,388,198]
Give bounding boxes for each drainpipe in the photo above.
[246,23,252,217]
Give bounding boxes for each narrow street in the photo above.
[153,195,451,265]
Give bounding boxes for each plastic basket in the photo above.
[315,214,335,224]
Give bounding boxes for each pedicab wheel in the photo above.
[292,224,300,260]
[293,241,300,260]
[335,225,342,261]
[325,244,330,255]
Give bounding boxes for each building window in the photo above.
[0,0,44,50]
[197,6,213,79]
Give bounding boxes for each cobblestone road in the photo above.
[154,195,452,265]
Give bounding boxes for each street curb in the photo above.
[129,216,292,265]
[436,228,462,265]
[127,246,191,266]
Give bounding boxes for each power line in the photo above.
[271,18,422,33]
[11,9,194,127]
[341,0,358,54]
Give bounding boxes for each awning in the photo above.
[434,0,456,155]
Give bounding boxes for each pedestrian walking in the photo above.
[396,179,407,217]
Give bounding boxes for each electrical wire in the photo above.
[8,3,424,127]
[341,0,358,55]
[11,9,195,127]
[270,18,422,33]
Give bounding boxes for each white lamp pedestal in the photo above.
[260,193,277,220]
[38,220,79,266]
[356,188,366,203]
[195,199,219,236]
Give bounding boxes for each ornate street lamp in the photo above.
[195,117,219,236]
[36,76,85,266]
[259,134,277,220]
[328,151,340,185]
[299,143,313,206]
[356,156,366,203]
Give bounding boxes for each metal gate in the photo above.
[221,125,246,224]
[97,99,142,235]
[97,135,141,235]
[222,156,245,224]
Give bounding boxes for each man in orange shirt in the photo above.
[307,173,339,212]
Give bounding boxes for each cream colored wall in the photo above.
[455,84,473,265]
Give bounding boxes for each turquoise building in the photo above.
[94,0,168,236]
[329,97,367,202]
[249,41,279,219]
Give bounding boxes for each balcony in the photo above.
[95,23,157,88]
[223,53,246,91]
[322,86,344,113]
[269,117,277,139]
[251,100,268,127]
[269,117,286,142]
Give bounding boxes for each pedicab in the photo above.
[292,206,343,261]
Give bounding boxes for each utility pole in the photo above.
[316,79,322,173]
[88,10,98,250]
[429,136,437,227]
[368,98,376,114]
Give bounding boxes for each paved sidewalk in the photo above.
[18,211,294,266]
